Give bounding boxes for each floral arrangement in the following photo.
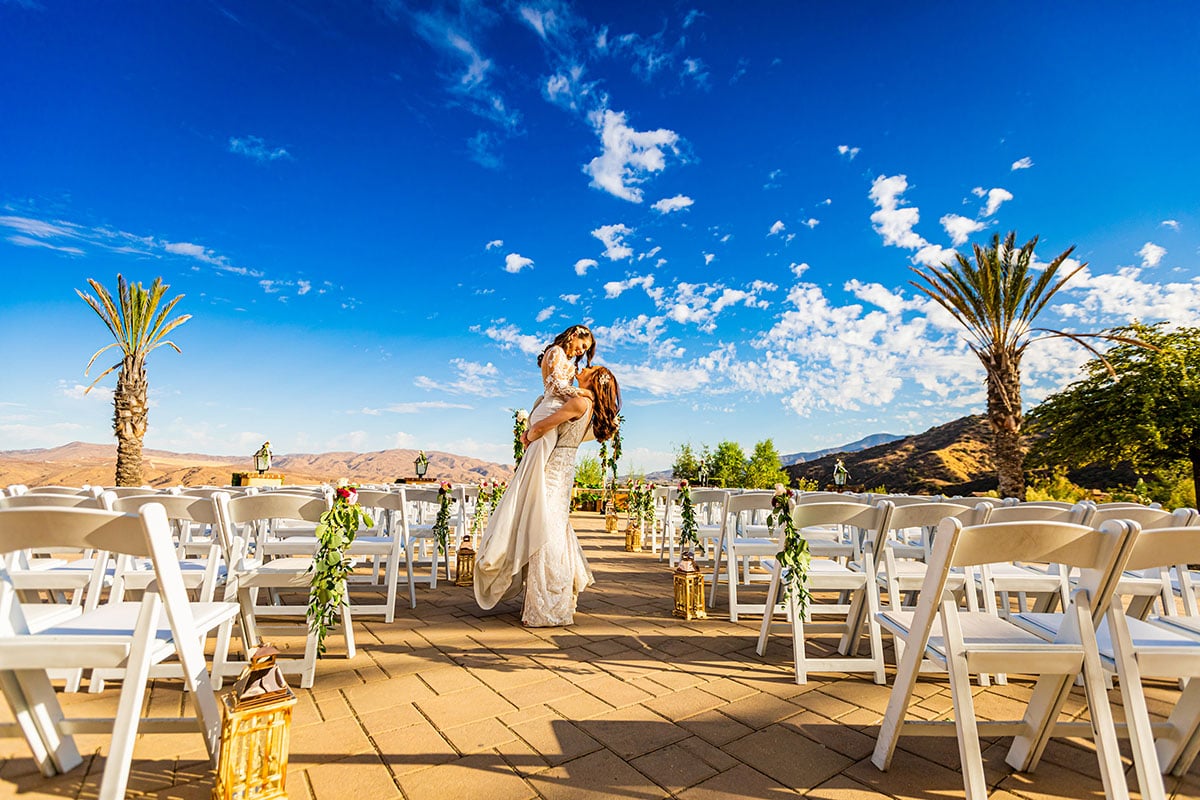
[628,480,656,530]
[469,485,488,538]
[677,480,699,551]
[512,409,529,466]
[769,484,811,619]
[433,481,453,555]
[308,485,373,656]
[488,480,506,511]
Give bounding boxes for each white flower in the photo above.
[516,409,529,423]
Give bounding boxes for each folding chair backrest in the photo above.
[725,493,776,516]
[791,501,895,542]
[221,492,329,526]
[112,494,221,526]
[0,505,172,563]
[886,501,975,533]
[0,493,108,510]
[973,502,1089,526]
[935,518,1139,625]
[1122,526,1200,573]
[1087,505,1192,530]
[24,485,101,497]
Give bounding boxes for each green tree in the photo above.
[744,439,790,488]
[709,440,748,487]
[672,443,700,482]
[1027,323,1200,506]
[574,455,604,488]
[911,231,1133,499]
[78,275,190,486]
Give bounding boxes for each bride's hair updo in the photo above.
[536,324,595,369]
[588,366,622,442]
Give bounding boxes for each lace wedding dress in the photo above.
[473,357,595,626]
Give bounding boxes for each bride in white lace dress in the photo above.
[474,364,622,627]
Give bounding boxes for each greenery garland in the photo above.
[769,485,811,620]
[433,481,453,555]
[677,480,699,551]
[469,485,488,538]
[512,409,528,466]
[308,486,373,656]
[488,480,506,511]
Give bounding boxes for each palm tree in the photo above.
[911,232,1125,499]
[78,275,190,486]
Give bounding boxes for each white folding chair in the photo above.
[401,487,451,587]
[756,500,896,684]
[871,517,1139,800]
[0,504,238,800]
[213,491,352,690]
[708,493,781,620]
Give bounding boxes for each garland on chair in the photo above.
[433,481,453,555]
[677,480,699,551]
[512,409,529,466]
[487,479,506,512]
[308,485,373,657]
[769,485,811,620]
[469,485,488,538]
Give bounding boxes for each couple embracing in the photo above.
[474,324,622,627]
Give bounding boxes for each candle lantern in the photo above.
[455,534,476,586]
[253,442,272,475]
[672,551,707,620]
[213,648,296,800]
[833,458,849,491]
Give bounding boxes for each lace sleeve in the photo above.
[542,346,583,399]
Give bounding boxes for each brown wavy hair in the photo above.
[536,324,595,369]
[586,366,622,442]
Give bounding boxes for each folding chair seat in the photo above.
[0,504,237,800]
[213,492,353,689]
[872,517,1140,800]
[756,500,896,684]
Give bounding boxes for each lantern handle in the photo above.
[250,644,281,664]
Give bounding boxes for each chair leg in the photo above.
[384,553,399,623]
[790,594,808,685]
[1107,610,1167,800]
[99,599,159,800]
[756,563,783,656]
[341,604,356,660]
[942,606,988,800]
[1,669,82,776]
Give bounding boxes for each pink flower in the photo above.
[679,479,689,489]
[335,486,357,504]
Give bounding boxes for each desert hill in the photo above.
[780,432,906,466]
[0,442,514,488]
[785,415,996,494]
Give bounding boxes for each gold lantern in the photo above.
[213,648,296,800]
[624,521,642,552]
[456,534,476,586]
[604,499,619,533]
[672,551,707,620]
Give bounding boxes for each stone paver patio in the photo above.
[4,512,1200,799]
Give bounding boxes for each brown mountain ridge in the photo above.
[785,415,997,495]
[0,442,515,488]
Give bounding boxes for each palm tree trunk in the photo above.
[985,353,1026,500]
[113,355,148,486]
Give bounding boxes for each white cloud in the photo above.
[535,305,556,322]
[1138,241,1166,267]
[940,214,986,246]
[768,220,786,236]
[296,280,311,296]
[559,293,580,305]
[485,239,504,250]
[703,253,715,266]
[869,175,925,250]
[651,194,694,214]
[228,135,291,163]
[6,235,84,255]
[977,187,1013,217]
[58,381,112,401]
[837,145,860,160]
[412,358,502,397]
[574,258,598,276]
[591,223,634,261]
[367,400,476,414]
[481,323,542,356]
[608,361,711,396]
[1161,219,1180,230]
[1011,156,1034,171]
[801,218,819,229]
[790,262,809,278]
[584,108,680,203]
[504,252,534,273]
[1058,265,1200,326]
[604,274,660,301]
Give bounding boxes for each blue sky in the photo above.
[2,1,1198,472]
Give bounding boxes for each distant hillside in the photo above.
[785,415,996,494]
[780,432,906,466]
[0,442,514,488]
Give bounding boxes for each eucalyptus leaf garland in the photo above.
[677,480,699,551]
[512,409,528,466]
[308,486,373,656]
[433,482,453,555]
[769,487,811,621]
